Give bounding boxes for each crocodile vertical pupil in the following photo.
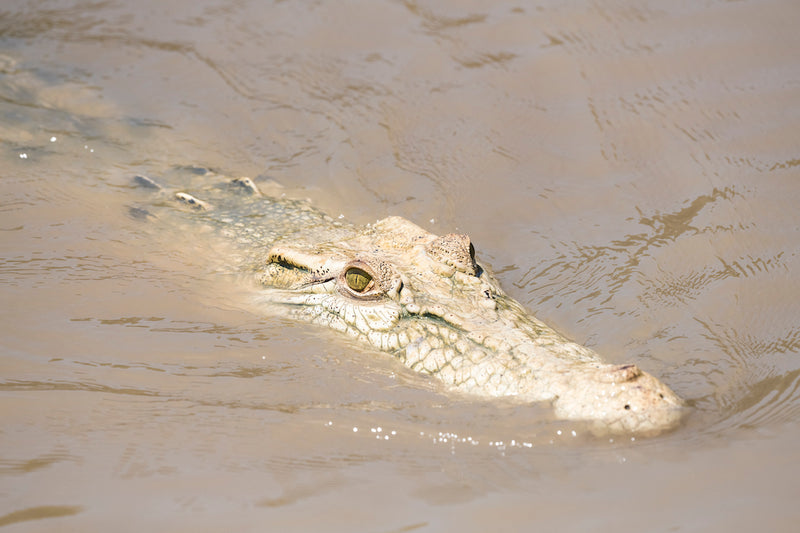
[345,268,372,292]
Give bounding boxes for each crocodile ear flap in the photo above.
[425,233,479,276]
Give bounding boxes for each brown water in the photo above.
[1,0,799,531]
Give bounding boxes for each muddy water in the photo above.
[1,0,799,530]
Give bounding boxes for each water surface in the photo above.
[1,0,799,531]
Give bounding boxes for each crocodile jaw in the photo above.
[257,216,684,435]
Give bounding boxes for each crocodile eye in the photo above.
[425,233,478,276]
[345,267,372,292]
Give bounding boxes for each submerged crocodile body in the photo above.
[133,167,684,435]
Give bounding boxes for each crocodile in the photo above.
[133,167,684,435]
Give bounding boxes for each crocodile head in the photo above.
[259,216,684,435]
